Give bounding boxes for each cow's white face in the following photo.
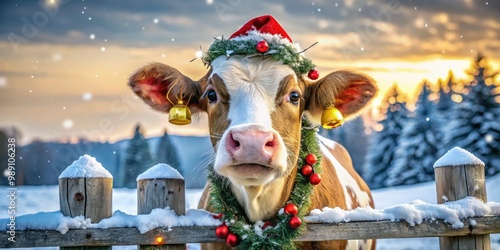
[205,56,303,187]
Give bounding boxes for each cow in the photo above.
[129,15,377,250]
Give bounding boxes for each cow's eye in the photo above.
[207,89,217,103]
[289,92,300,104]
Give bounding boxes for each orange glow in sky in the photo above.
[0,1,498,144]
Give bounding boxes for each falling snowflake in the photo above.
[153,18,159,24]
[485,134,493,144]
[171,38,175,42]
[82,92,93,101]
[0,76,6,88]
[62,119,74,129]
[90,34,95,40]
[52,53,62,62]
[101,47,106,52]
[206,0,213,4]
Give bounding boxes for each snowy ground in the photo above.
[1,174,499,249]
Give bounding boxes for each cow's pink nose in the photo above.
[226,130,279,164]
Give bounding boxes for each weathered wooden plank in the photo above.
[86,178,113,222]
[2,216,499,248]
[138,178,186,250]
[59,177,113,250]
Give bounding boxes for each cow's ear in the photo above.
[305,70,377,123]
[128,62,209,113]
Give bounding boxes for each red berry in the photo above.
[284,203,298,216]
[226,233,239,247]
[289,216,302,229]
[309,173,321,185]
[308,69,319,80]
[305,153,317,165]
[215,224,229,239]
[213,213,223,220]
[256,40,269,53]
[301,164,313,176]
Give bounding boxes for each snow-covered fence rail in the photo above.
[1,149,500,249]
[2,216,499,247]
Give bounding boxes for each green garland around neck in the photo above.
[207,117,322,249]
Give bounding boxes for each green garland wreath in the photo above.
[207,117,322,249]
[201,37,316,76]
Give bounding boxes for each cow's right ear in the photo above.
[128,62,208,113]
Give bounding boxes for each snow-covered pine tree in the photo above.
[436,70,457,113]
[156,129,182,175]
[442,53,500,176]
[386,82,442,186]
[364,84,410,189]
[122,123,154,188]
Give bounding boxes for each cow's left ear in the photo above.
[305,70,377,124]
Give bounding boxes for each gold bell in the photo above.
[321,104,344,129]
[169,100,192,125]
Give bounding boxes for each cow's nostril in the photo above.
[265,140,275,148]
[229,133,240,149]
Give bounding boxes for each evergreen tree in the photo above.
[156,129,182,175]
[436,70,457,113]
[386,82,442,186]
[122,124,154,188]
[364,84,410,189]
[442,53,500,175]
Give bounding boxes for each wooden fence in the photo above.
[2,160,500,249]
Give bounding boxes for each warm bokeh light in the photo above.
[156,236,163,244]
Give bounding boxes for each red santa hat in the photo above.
[202,15,317,78]
[229,15,293,43]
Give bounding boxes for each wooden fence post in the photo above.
[434,147,490,250]
[137,163,185,250]
[59,155,113,250]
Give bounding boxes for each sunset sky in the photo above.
[0,0,499,144]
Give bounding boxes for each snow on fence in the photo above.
[2,149,500,249]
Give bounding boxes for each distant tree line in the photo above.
[0,124,181,188]
[121,124,181,188]
[362,53,500,189]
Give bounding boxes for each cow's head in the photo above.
[129,58,376,185]
[128,15,376,220]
